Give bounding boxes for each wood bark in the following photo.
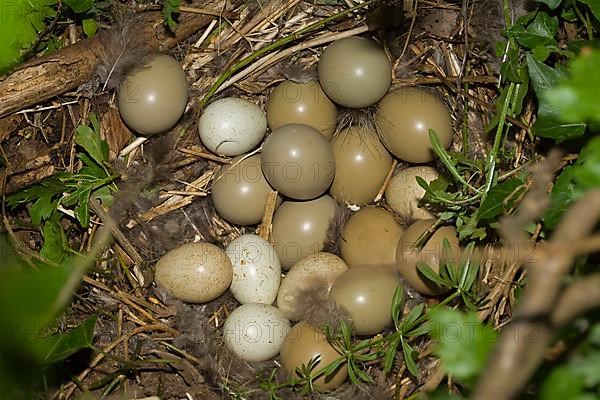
[0,11,211,118]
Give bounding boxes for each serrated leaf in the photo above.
[478,179,525,220]
[543,166,575,229]
[75,125,109,167]
[429,308,498,385]
[34,316,96,364]
[401,339,419,378]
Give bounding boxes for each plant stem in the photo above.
[199,1,373,108]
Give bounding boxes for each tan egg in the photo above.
[376,88,453,163]
[211,154,276,226]
[330,266,401,335]
[277,252,348,320]
[118,54,188,135]
[318,36,392,108]
[271,195,337,269]
[395,220,460,296]
[266,80,338,140]
[340,207,404,269]
[280,321,348,390]
[154,242,232,303]
[261,124,336,200]
[329,126,393,206]
[385,166,441,220]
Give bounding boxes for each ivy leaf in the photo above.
[33,316,97,364]
[478,179,525,220]
[543,166,575,229]
[534,0,563,9]
[509,11,558,50]
[545,49,600,124]
[429,309,498,385]
[527,53,587,141]
[63,0,93,13]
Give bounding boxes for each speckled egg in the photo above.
[154,242,233,303]
[225,234,281,305]
[199,97,267,156]
[223,303,291,362]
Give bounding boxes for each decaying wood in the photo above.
[0,10,214,118]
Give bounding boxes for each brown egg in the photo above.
[154,242,232,303]
[318,36,392,108]
[118,54,188,135]
[329,126,393,206]
[211,155,277,225]
[395,220,460,296]
[330,266,401,335]
[385,166,441,220]
[280,321,348,390]
[266,80,338,140]
[376,88,453,163]
[261,124,336,200]
[271,195,337,269]
[340,208,404,269]
[277,252,348,320]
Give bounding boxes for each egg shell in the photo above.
[330,266,401,335]
[118,54,188,135]
[376,88,453,163]
[277,252,348,320]
[329,126,393,206]
[280,321,348,390]
[271,195,337,269]
[154,242,233,303]
[385,166,441,220]
[266,80,338,140]
[261,123,336,200]
[225,234,281,305]
[340,207,404,269]
[223,303,291,362]
[211,154,278,225]
[395,220,460,296]
[318,36,392,108]
[199,97,267,156]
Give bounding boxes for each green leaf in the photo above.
[401,303,425,332]
[75,124,109,167]
[527,53,587,141]
[478,179,525,220]
[535,0,563,9]
[572,136,600,190]
[509,11,558,50]
[401,338,419,378]
[392,286,405,331]
[429,308,498,385]
[163,0,181,29]
[75,187,93,227]
[34,316,96,364]
[578,0,600,21]
[30,193,57,225]
[40,220,67,264]
[543,166,575,229]
[416,263,448,287]
[383,335,401,373]
[82,18,97,37]
[545,49,600,124]
[540,365,585,400]
[63,0,93,13]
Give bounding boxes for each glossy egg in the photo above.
[329,126,393,206]
[330,266,401,335]
[154,242,232,303]
[340,207,404,269]
[318,36,392,108]
[223,303,291,362]
[376,88,453,163]
[118,54,188,135]
[199,97,267,156]
[225,234,281,305]
[211,154,276,225]
[395,220,459,295]
[261,124,335,200]
[385,166,441,220]
[277,252,348,320]
[266,80,338,140]
[271,195,337,269]
[280,321,348,390]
